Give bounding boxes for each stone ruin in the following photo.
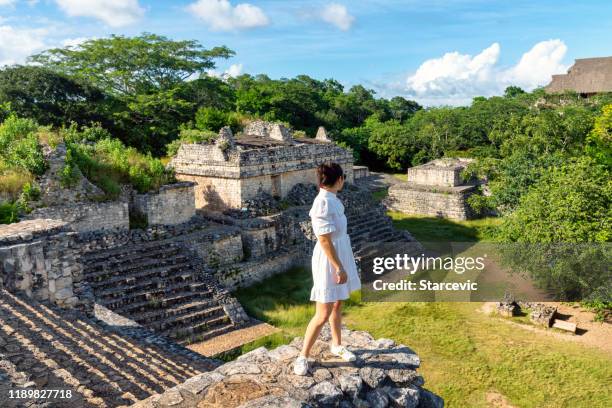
[168,121,354,210]
[496,297,560,329]
[134,325,443,408]
[0,123,444,407]
[385,158,478,220]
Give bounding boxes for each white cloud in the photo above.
[225,63,243,77]
[206,63,244,79]
[0,25,47,66]
[61,37,91,48]
[187,0,269,31]
[0,0,15,6]
[54,0,144,27]
[320,3,354,31]
[404,40,568,106]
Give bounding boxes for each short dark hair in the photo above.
[316,163,344,187]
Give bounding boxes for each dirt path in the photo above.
[480,302,612,354]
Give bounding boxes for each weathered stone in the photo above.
[284,373,317,389]
[269,344,300,361]
[366,389,390,408]
[374,338,396,349]
[178,372,225,405]
[157,388,184,407]
[387,369,420,385]
[237,394,307,408]
[338,373,363,399]
[312,367,333,383]
[216,361,262,376]
[383,385,420,408]
[417,388,444,408]
[237,346,272,363]
[309,381,343,407]
[359,366,388,388]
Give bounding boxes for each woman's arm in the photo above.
[317,233,348,284]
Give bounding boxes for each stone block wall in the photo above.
[216,251,304,290]
[170,139,354,210]
[175,174,242,210]
[407,166,462,187]
[406,158,473,187]
[24,201,129,233]
[240,225,278,260]
[0,219,92,310]
[133,182,196,225]
[354,165,370,179]
[386,184,476,220]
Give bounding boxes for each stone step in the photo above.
[153,306,228,333]
[85,248,179,272]
[97,278,205,304]
[85,255,189,282]
[89,262,193,289]
[83,242,180,264]
[103,287,213,314]
[176,322,236,346]
[131,298,219,323]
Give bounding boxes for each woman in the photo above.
[294,162,361,376]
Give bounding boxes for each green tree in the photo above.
[0,65,113,128]
[585,104,612,169]
[497,157,611,300]
[30,33,234,96]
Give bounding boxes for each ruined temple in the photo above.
[545,56,612,96]
[0,130,443,407]
[385,158,478,220]
[168,121,354,210]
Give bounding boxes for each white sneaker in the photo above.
[330,344,356,362]
[293,355,309,376]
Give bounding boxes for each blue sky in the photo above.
[1,0,611,105]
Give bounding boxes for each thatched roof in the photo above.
[545,57,612,94]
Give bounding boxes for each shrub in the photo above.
[0,167,34,201]
[0,201,19,224]
[0,115,46,175]
[67,135,175,197]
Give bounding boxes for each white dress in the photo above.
[309,188,361,303]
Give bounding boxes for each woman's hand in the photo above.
[335,267,348,284]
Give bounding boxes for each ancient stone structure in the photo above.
[0,290,221,408]
[33,142,104,207]
[132,182,196,226]
[354,165,370,180]
[0,219,92,310]
[168,122,354,210]
[24,201,129,233]
[0,130,447,407]
[133,325,443,408]
[386,158,478,220]
[545,56,612,96]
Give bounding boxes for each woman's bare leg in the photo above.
[301,302,333,357]
[329,300,342,347]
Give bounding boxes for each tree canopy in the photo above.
[30,33,234,96]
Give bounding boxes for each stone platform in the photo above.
[133,325,443,408]
[385,158,478,220]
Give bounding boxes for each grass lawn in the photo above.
[232,216,612,408]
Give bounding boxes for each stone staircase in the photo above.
[343,190,423,271]
[82,240,235,345]
[0,290,218,408]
